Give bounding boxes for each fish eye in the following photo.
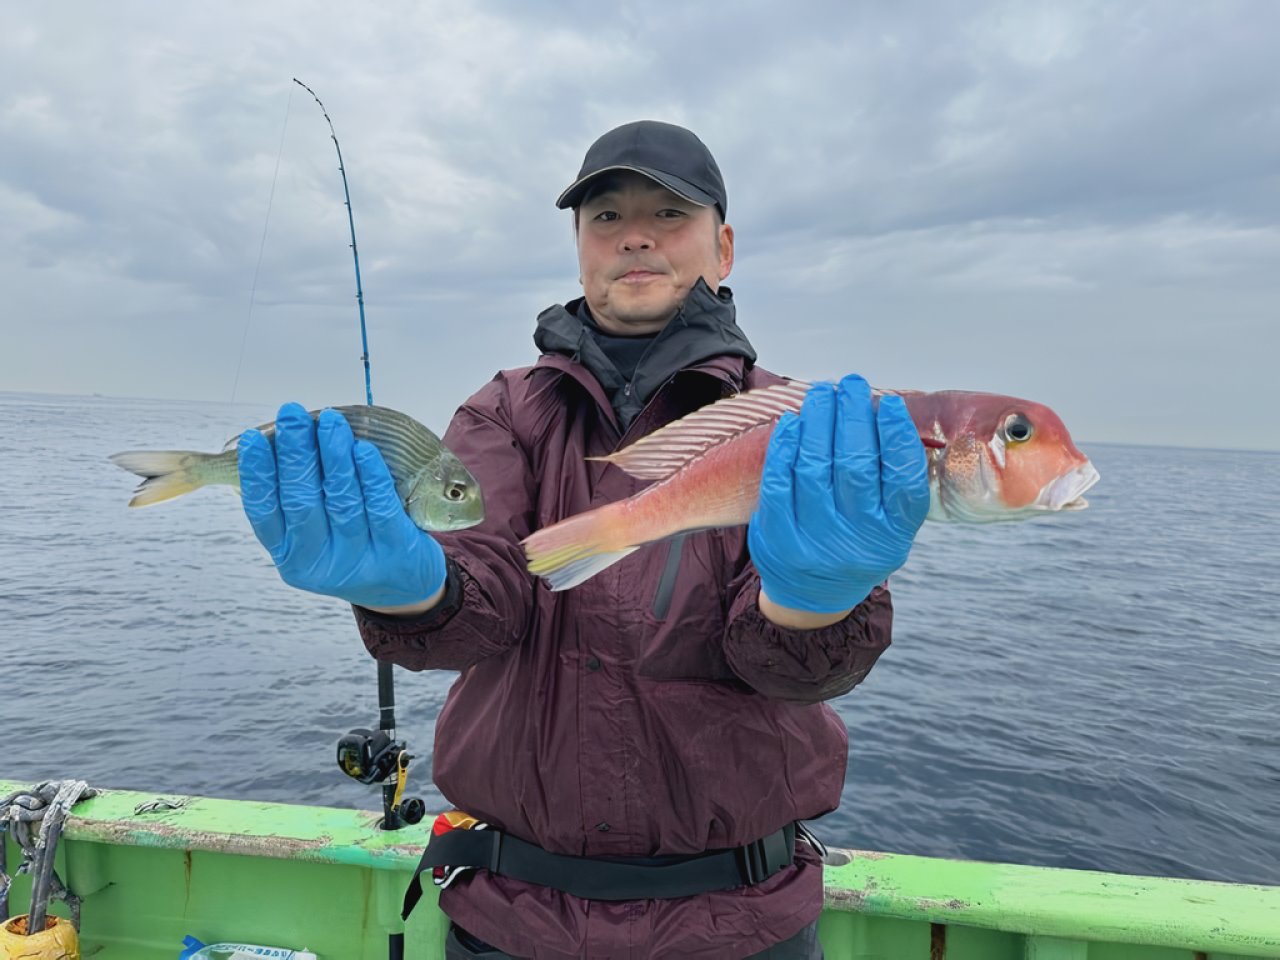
[445,483,467,502]
[1002,413,1034,443]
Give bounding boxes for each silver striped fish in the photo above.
[110,405,483,533]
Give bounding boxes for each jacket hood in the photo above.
[533,278,757,427]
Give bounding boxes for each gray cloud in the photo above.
[1,0,1277,449]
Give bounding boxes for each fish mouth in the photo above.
[1035,461,1100,511]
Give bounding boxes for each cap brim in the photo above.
[555,165,716,210]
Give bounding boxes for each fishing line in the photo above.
[230,87,294,406]
[165,90,293,766]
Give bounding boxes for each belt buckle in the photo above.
[737,824,794,885]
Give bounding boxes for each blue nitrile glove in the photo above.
[747,374,930,614]
[237,403,448,609]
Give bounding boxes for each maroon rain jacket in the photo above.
[355,285,895,959]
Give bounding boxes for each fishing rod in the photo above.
[293,77,420,960]
[293,77,425,806]
[293,78,374,407]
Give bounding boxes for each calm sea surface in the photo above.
[1,392,1277,885]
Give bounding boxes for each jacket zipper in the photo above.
[651,534,687,620]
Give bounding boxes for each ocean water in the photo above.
[1,391,1276,886]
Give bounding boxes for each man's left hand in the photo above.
[748,374,931,615]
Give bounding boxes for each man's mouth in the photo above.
[617,268,664,282]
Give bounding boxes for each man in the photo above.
[238,121,929,959]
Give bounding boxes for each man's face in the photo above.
[575,171,734,336]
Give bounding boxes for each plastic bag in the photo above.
[179,935,317,960]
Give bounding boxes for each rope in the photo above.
[1,780,95,929]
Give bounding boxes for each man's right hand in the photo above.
[237,402,448,612]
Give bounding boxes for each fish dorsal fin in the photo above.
[591,380,813,480]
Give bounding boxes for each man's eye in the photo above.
[592,211,619,222]
[657,209,686,218]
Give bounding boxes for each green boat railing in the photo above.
[3,780,1277,959]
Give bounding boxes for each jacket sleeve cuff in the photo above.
[723,581,894,703]
[353,558,502,671]
[352,557,466,632]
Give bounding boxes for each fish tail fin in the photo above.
[522,507,639,591]
[109,450,213,507]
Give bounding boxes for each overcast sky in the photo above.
[2,1,1277,451]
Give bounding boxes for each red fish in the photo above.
[523,381,1099,590]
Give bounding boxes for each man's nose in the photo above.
[619,231,654,252]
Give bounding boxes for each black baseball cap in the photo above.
[556,120,727,218]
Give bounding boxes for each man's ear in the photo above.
[718,223,735,280]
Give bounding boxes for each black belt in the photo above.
[403,821,802,920]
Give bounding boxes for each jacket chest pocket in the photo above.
[635,533,738,683]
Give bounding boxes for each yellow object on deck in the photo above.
[0,914,79,960]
